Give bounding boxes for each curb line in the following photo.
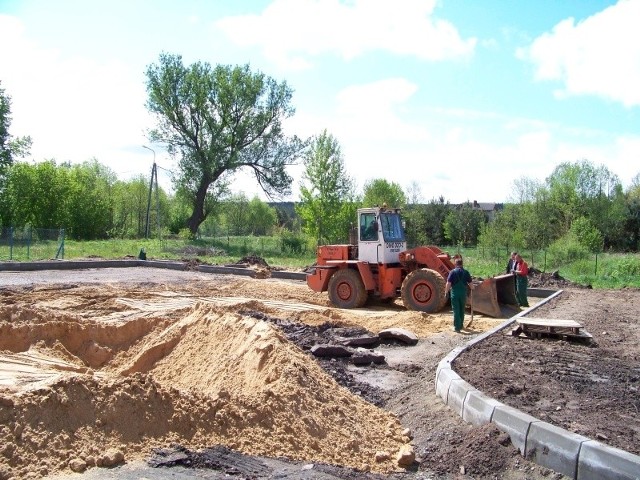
[0,259,308,281]
[434,290,640,480]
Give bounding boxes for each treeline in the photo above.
[1,158,640,256]
[0,159,284,240]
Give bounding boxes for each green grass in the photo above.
[455,247,640,289]
[3,236,639,289]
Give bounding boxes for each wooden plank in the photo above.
[516,317,582,328]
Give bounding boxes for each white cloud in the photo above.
[0,15,155,179]
[215,0,476,70]
[518,0,640,107]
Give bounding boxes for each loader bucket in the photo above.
[467,273,518,318]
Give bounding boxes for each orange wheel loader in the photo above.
[306,206,517,317]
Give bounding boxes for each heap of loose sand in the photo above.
[0,302,412,479]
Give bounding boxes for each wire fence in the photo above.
[0,227,65,261]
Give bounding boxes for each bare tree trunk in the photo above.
[187,182,210,235]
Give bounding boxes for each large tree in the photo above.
[362,178,406,209]
[297,130,356,244]
[0,82,31,194]
[145,54,307,235]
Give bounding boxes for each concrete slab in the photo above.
[462,390,503,426]
[491,405,539,455]
[447,378,476,416]
[577,440,640,480]
[525,421,589,478]
[434,367,460,403]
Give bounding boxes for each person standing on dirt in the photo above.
[506,251,517,274]
[514,254,530,307]
[445,258,474,333]
[507,252,518,290]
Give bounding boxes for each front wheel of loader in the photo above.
[401,268,447,313]
[328,268,368,309]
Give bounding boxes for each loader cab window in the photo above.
[380,212,405,242]
[360,213,378,241]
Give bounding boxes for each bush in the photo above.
[608,257,640,277]
[547,233,590,267]
[280,230,306,255]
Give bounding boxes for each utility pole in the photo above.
[142,146,158,239]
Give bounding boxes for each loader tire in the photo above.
[401,268,447,313]
[328,268,368,309]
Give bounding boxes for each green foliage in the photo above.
[546,232,590,267]
[1,160,173,240]
[177,228,195,240]
[279,228,307,255]
[0,81,32,181]
[215,194,277,236]
[297,130,356,244]
[570,216,603,253]
[402,203,427,247]
[607,256,640,276]
[545,159,623,247]
[247,197,277,235]
[145,54,308,234]
[443,202,485,246]
[362,179,406,209]
[223,193,250,235]
[66,159,116,240]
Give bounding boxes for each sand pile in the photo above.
[0,302,412,479]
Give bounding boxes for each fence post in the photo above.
[9,227,13,260]
[55,229,65,259]
[594,253,598,276]
[27,226,32,260]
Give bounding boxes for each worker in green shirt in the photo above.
[445,257,474,333]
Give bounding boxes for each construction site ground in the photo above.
[0,264,637,479]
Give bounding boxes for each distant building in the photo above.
[457,200,504,222]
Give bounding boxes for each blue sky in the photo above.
[1,0,638,204]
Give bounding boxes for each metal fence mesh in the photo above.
[0,228,65,261]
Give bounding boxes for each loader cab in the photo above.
[358,207,407,264]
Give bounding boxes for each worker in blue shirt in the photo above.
[445,257,474,333]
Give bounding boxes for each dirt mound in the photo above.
[0,300,412,478]
[528,269,591,289]
[235,255,270,269]
[427,423,520,476]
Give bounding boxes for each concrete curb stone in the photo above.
[434,288,640,479]
[577,440,640,480]
[525,421,589,478]
[490,404,538,455]
[462,390,503,427]
[434,367,460,404]
[447,379,476,417]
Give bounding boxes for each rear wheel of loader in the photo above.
[401,268,447,313]
[328,268,368,309]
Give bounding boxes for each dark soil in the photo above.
[454,287,640,456]
[241,310,559,479]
